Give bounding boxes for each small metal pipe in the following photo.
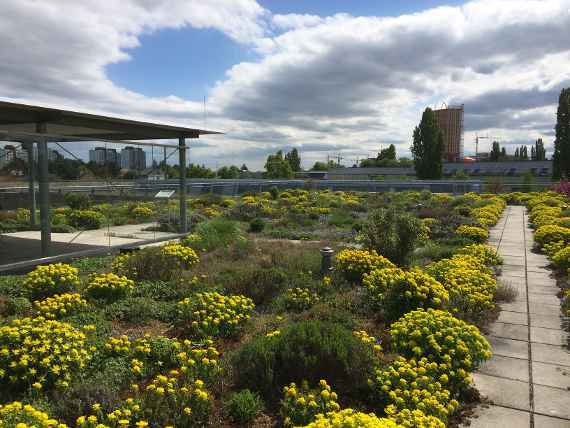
[25,143,36,226]
[320,246,334,276]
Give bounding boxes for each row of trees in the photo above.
[553,88,570,179]
[264,148,301,178]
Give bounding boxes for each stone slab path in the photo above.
[463,205,570,428]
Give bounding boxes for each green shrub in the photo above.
[64,192,91,210]
[219,266,289,306]
[104,297,177,323]
[67,210,105,230]
[183,218,243,251]
[248,217,266,233]
[390,308,492,392]
[226,389,264,426]
[232,320,378,402]
[2,296,32,317]
[360,208,427,265]
[112,248,181,281]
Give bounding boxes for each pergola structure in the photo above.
[0,100,222,257]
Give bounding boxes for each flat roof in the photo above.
[0,100,222,142]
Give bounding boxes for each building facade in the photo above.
[89,147,120,165]
[120,146,146,171]
[434,105,464,162]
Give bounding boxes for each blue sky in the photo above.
[0,0,568,169]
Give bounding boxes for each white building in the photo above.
[89,147,120,165]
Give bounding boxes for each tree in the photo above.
[489,141,501,161]
[187,163,215,178]
[553,88,570,179]
[217,165,240,179]
[411,108,444,179]
[311,161,329,171]
[535,138,546,161]
[514,147,520,159]
[285,148,301,172]
[265,150,294,178]
[240,163,249,171]
[501,147,507,158]
[377,144,396,161]
[49,159,82,180]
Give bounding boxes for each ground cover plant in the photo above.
[0,189,524,427]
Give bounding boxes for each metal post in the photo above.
[36,123,51,257]
[320,246,334,276]
[24,142,36,226]
[179,137,187,233]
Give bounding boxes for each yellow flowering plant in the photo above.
[353,330,382,354]
[534,224,570,247]
[551,246,570,270]
[542,240,566,258]
[369,356,458,422]
[456,244,502,266]
[0,402,68,428]
[86,273,135,301]
[283,287,320,312]
[280,380,341,427]
[177,291,255,338]
[24,263,80,299]
[387,408,445,428]
[455,225,489,243]
[301,409,400,428]
[364,268,448,320]
[33,293,88,319]
[160,243,199,269]
[390,309,492,392]
[0,317,90,391]
[335,249,395,283]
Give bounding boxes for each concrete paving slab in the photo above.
[532,361,570,390]
[528,293,561,306]
[472,373,530,411]
[498,310,529,326]
[529,302,564,316]
[490,322,529,341]
[530,326,568,346]
[532,414,570,428]
[530,313,564,330]
[461,405,530,427]
[502,255,526,266]
[527,285,561,295]
[501,266,526,277]
[533,384,570,420]
[500,301,528,313]
[488,336,529,360]
[532,343,570,367]
[478,355,529,382]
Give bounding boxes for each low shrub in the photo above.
[535,225,570,247]
[1,297,32,317]
[455,225,488,243]
[0,317,89,391]
[232,320,378,402]
[334,248,395,283]
[182,218,242,251]
[86,273,135,301]
[112,248,181,281]
[364,268,448,320]
[177,291,254,338]
[64,192,91,210]
[369,356,458,422]
[67,210,105,230]
[34,293,88,319]
[281,380,341,427]
[360,208,428,265]
[390,309,492,392]
[226,389,264,426]
[104,297,177,323]
[219,266,289,306]
[248,217,266,233]
[24,263,80,299]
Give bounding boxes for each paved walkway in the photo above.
[464,206,570,427]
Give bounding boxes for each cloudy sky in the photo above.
[1,0,569,169]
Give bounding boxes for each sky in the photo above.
[1,0,569,170]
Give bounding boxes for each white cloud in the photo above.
[1,0,570,169]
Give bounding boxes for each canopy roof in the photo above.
[0,100,222,142]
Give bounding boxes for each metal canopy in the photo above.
[0,100,223,259]
[0,100,221,141]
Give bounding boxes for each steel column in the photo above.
[179,137,187,233]
[36,124,51,257]
[24,143,36,226]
